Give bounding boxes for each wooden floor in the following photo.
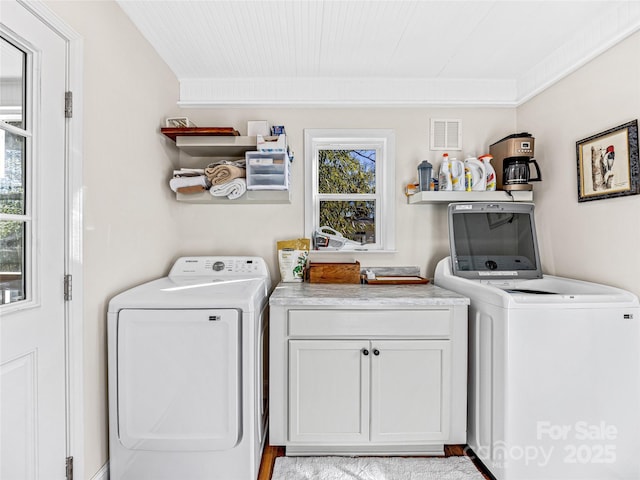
[257,444,495,480]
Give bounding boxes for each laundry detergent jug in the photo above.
[464,157,486,191]
[479,154,496,191]
[450,159,465,191]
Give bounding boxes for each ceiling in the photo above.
[116,0,640,107]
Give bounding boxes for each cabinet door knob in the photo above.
[373,349,380,356]
[362,349,369,356]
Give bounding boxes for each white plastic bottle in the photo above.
[439,154,452,191]
[479,154,497,191]
[464,156,486,191]
[450,158,465,191]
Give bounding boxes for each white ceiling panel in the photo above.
[116,0,640,106]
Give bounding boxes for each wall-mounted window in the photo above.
[304,129,395,252]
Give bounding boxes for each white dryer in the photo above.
[107,256,271,480]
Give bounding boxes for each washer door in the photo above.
[117,308,240,451]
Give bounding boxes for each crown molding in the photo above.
[178,77,518,108]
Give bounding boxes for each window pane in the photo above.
[0,38,25,129]
[318,149,376,194]
[0,220,26,305]
[0,132,25,215]
[319,200,375,245]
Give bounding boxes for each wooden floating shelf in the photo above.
[176,189,290,204]
[160,127,240,141]
[408,190,534,204]
[175,135,258,158]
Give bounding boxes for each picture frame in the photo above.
[576,119,640,202]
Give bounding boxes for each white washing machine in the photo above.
[107,256,271,480]
[434,203,640,480]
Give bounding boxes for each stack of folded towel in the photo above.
[169,161,247,200]
[206,161,247,200]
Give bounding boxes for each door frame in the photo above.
[16,1,85,478]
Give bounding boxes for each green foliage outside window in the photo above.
[318,149,376,244]
[1,143,25,272]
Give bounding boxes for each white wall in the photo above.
[175,107,517,278]
[517,30,640,297]
[44,1,182,477]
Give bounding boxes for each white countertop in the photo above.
[269,282,470,306]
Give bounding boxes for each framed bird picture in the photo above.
[576,119,640,202]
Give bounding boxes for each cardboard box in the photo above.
[307,261,361,284]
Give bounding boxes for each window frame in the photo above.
[304,128,396,253]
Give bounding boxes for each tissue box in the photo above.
[307,261,361,284]
[257,134,287,152]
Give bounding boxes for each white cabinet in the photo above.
[289,340,370,444]
[269,297,468,456]
[370,340,450,443]
[288,339,450,445]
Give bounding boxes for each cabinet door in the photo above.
[289,340,370,443]
[370,340,450,443]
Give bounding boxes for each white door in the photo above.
[1,1,68,479]
[288,340,370,443]
[370,340,451,443]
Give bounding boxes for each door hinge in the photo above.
[65,456,73,480]
[65,91,73,118]
[64,274,72,301]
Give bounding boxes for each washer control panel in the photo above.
[169,256,269,278]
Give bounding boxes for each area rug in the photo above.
[271,456,485,480]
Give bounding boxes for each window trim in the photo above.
[304,128,396,253]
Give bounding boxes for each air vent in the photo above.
[430,119,462,151]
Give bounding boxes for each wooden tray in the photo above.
[161,127,240,141]
[366,276,429,285]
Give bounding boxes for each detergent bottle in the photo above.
[464,156,486,191]
[450,158,465,191]
[438,154,452,191]
[479,154,496,191]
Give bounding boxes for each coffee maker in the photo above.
[489,133,541,191]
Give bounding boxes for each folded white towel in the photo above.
[169,175,209,192]
[209,178,247,200]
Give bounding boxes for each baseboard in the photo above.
[89,461,109,480]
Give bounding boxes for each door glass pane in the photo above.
[0,38,25,130]
[319,200,376,245]
[0,132,25,215]
[318,149,376,194]
[0,220,25,305]
[0,36,28,307]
